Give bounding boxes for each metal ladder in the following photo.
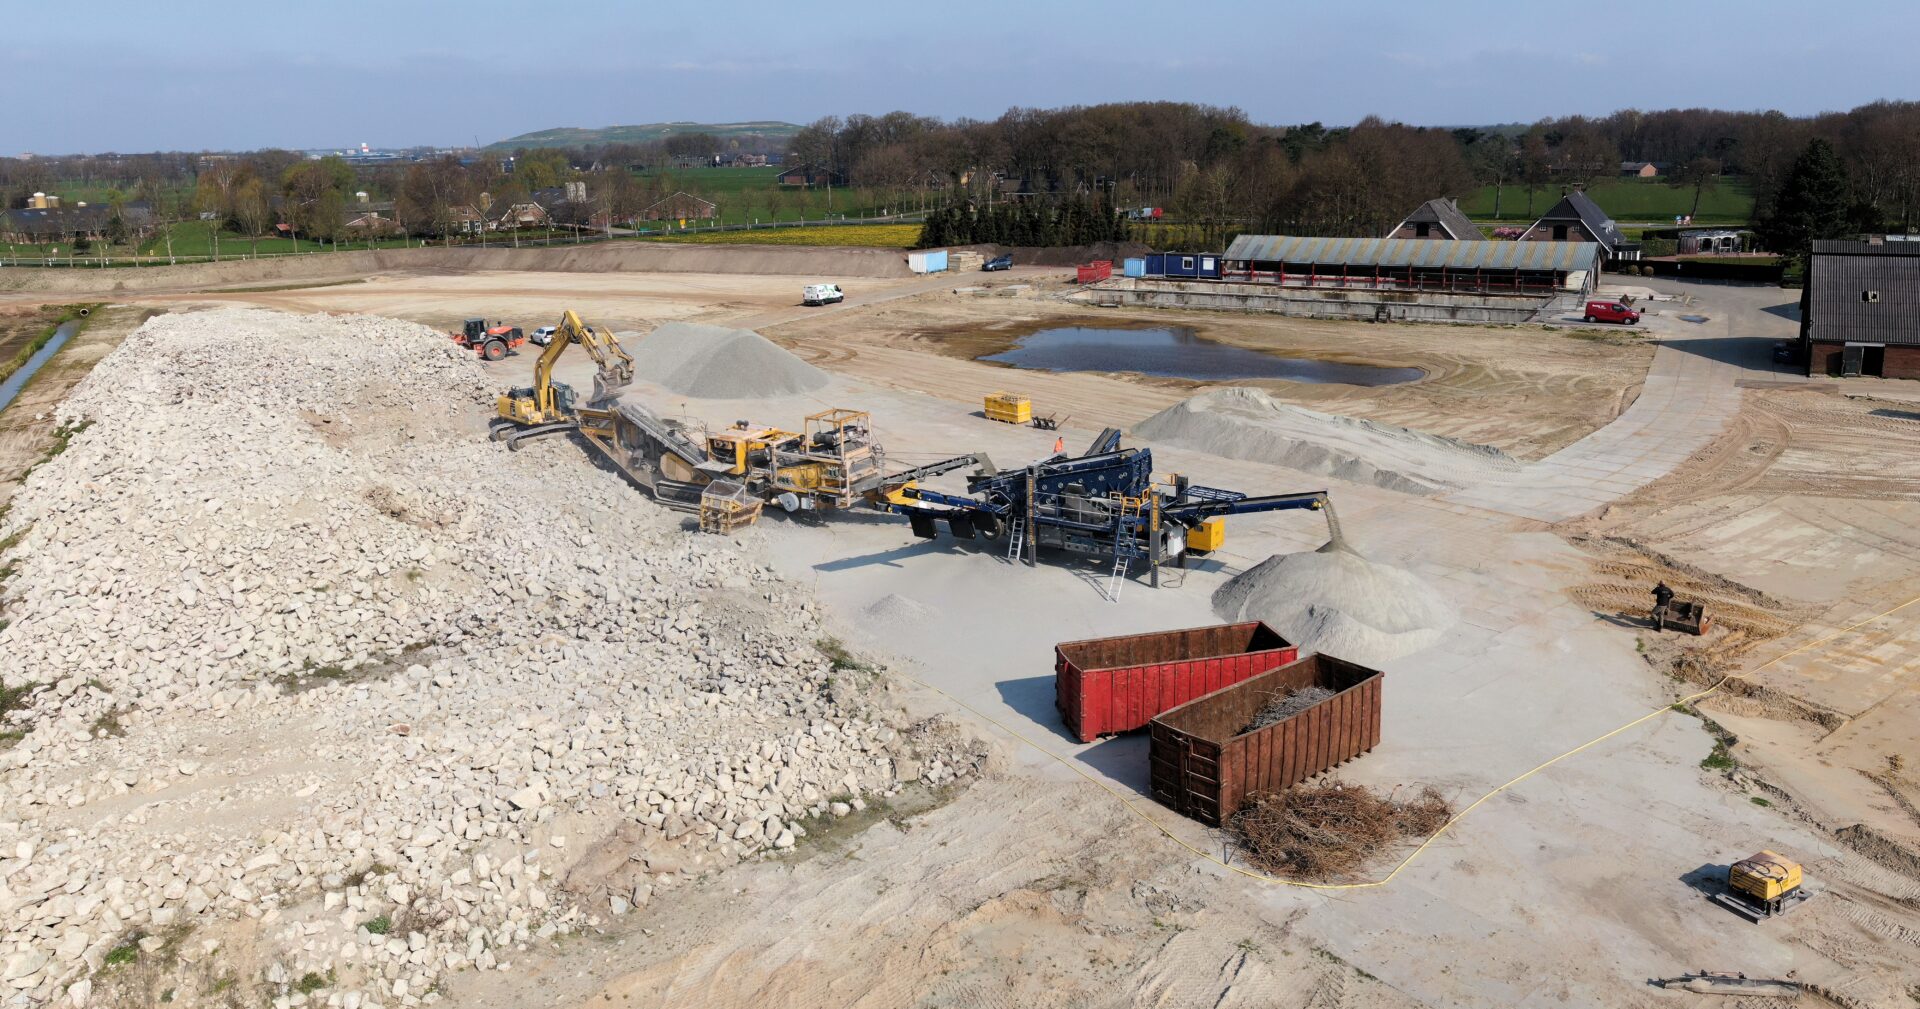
[1103,494,1140,602]
[1005,517,1025,564]
[1104,553,1129,603]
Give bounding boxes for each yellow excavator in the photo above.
[493,308,634,437]
[488,309,716,510]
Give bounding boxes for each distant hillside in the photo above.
[486,121,801,150]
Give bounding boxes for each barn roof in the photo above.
[1223,235,1600,272]
[1807,241,1920,346]
[1390,199,1483,240]
[1520,190,1620,251]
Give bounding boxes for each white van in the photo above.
[802,283,844,306]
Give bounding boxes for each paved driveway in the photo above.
[1446,280,1801,521]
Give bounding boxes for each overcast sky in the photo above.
[10,0,1916,153]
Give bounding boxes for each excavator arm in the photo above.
[532,309,634,415]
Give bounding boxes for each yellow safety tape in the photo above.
[905,592,1920,890]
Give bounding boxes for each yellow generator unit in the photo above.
[1184,517,1225,553]
[1721,850,1810,919]
[984,392,1032,425]
[775,463,827,493]
[706,424,798,476]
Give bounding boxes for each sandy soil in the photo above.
[0,241,920,298]
[5,255,1915,1006]
[1567,383,1920,857]
[766,289,1656,460]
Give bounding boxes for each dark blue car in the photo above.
[984,254,1014,272]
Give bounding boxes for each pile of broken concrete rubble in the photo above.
[0,309,977,1007]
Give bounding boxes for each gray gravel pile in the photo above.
[1134,387,1521,495]
[862,593,939,626]
[0,309,961,1008]
[629,321,828,399]
[1213,539,1457,666]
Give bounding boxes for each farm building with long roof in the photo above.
[1221,235,1599,297]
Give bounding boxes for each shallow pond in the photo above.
[979,326,1422,386]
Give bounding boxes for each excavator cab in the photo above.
[490,309,633,449]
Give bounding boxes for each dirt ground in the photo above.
[0,304,61,366]
[8,256,1918,1007]
[84,269,1656,464]
[1565,383,1920,860]
[766,290,1655,460]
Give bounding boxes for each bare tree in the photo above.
[1669,157,1723,219]
[232,174,269,256]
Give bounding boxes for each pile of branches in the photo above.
[1229,782,1453,880]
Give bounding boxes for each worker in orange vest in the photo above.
[1053,436,1065,455]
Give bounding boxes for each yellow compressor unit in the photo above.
[1184,517,1225,553]
[1720,850,1811,919]
[984,393,1032,425]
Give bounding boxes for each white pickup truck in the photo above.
[802,283,844,307]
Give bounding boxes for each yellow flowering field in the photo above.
[640,224,921,248]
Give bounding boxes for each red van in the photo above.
[1584,300,1640,325]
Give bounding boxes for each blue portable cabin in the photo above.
[1122,257,1147,278]
[1145,252,1222,278]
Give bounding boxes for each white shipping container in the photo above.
[907,249,949,274]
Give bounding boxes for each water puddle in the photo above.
[0,319,80,414]
[979,326,1422,386]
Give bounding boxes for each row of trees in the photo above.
[915,199,1129,248]
[774,100,1920,248]
[8,99,1918,261]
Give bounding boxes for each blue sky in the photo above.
[9,0,1916,153]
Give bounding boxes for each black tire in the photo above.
[483,340,506,362]
[1584,315,1595,323]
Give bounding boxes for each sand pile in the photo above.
[1134,388,1520,495]
[1213,540,1456,665]
[631,321,828,398]
[864,592,939,626]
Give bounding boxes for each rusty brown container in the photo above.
[1148,654,1383,826]
[1055,621,1298,743]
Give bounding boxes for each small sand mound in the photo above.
[863,593,938,626]
[630,321,828,398]
[1134,388,1520,495]
[1213,540,1455,665]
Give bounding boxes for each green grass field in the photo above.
[1,221,424,261]
[136,221,421,257]
[1459,177,1754,224]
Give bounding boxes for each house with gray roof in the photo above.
[1800,239,1920,378]
[1516,188,1637,261]
[1386,199,1483,241]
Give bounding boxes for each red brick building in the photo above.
[1800,239,1920,378]
[1516,188,1639,264]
